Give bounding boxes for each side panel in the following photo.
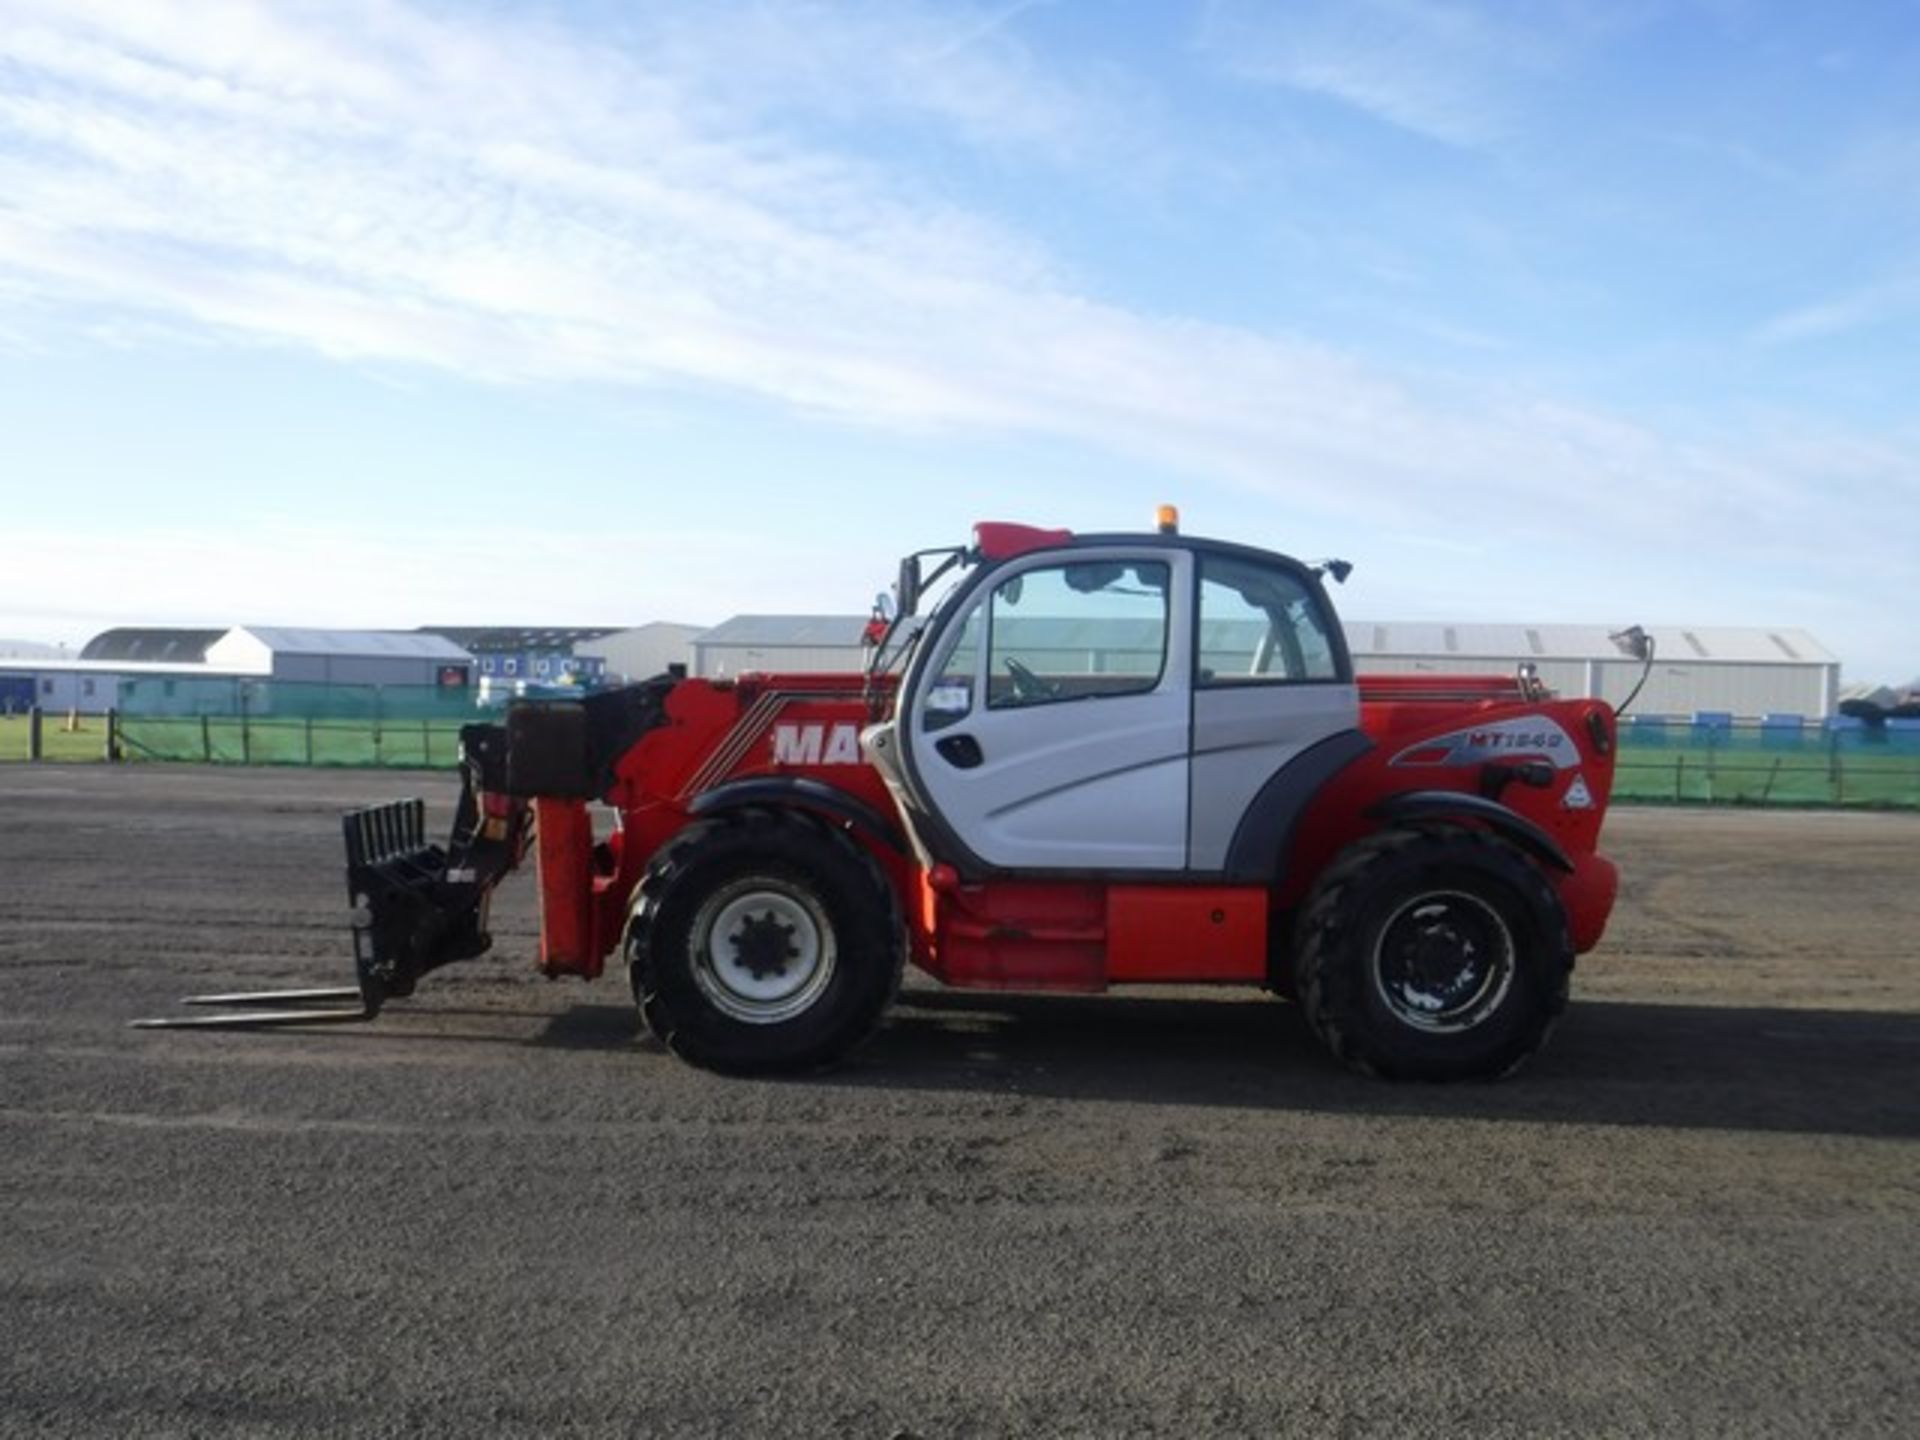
[1106,886,1268,982]
[1188,683,1360,870]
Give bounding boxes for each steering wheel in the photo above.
[1004,656,1060,703]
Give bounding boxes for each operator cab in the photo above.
[863,514,1365,879]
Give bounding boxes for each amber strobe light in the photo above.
[1155,504,1179,534]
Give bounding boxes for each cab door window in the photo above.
[985,560,1170,708]
[1197,554,1339,684]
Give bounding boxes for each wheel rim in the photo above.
[689,877,837,1025]
[1369,889,1516,1034]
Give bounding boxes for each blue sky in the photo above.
[0,0,1914,680]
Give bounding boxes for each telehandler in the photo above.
[143,509,1623,1079]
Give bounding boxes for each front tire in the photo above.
[1294,828,1572,1080]
[627,809,902,1074]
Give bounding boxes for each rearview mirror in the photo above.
[896,556,922,618]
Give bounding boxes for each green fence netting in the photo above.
[90,678,1920,806]
[1612,721,1920,807]
[117,678,482,768]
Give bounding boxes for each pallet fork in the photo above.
[134,729,530,1030]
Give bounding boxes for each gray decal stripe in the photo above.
[678,689,870,799]
[680,692,783,799]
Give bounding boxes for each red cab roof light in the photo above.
[973,521,1073,561]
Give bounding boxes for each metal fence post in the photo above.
[200,714,212,763]
[104,708,120,762]
[28,705,41,761]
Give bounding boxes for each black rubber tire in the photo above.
[1293,827,1573,1081]
[626,808,902,1075]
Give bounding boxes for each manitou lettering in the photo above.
[772,722,863,766]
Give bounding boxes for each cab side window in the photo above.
[1197,554,1339,684]
[919,606,983,733]
[986,560,1170,708]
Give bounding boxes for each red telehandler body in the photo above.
[145,515,1623,1079]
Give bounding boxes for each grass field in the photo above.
[0,714,111,763]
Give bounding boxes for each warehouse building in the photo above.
[3,627,476,715]
[693,616,872,679]
[686,614,1841,720]
[207,627,474,688]
[1354,623,1840,721]
[576,622,705,684]
[3,629,246,716]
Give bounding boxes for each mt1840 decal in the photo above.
[1391,716,1579,770]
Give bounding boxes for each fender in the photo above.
[1367,791,1574,873]
[690,776,908,855]
[1223,729,1375,883]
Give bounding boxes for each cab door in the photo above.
[1187,550,1361,871]
[902,547,1192,871]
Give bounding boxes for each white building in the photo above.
[205,627,474,687]
[692,616,871,679]
[685,613,1842,720]
[2,627,477,715]
[1352,622,1840,720]
[577,622,705,683]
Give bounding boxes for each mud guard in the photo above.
[1365,791,1573,873]
[690,776,909,855]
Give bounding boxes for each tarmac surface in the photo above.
[2,764,1917,1437]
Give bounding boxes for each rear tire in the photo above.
[1293,828,1572,1080]
[627,808,901,1074]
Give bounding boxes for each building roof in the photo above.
[696,615,872,648]
[417,626,620,654]
[580,621,706,642]
[80,628,226,663]
[229,627,474,659]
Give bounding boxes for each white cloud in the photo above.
[1753,274,1920,345]
[0,0,1914,678]
[1194,0,1556,147]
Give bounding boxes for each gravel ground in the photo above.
[2,765,1917,1437]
